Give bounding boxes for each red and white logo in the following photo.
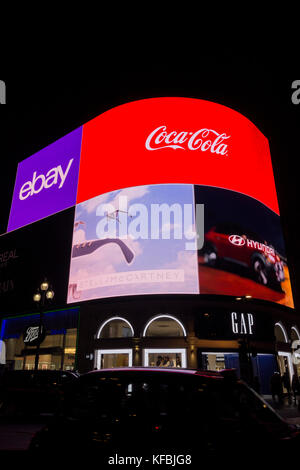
[145,126,230,154]
[229,235,246,246]
[228,234,275,256]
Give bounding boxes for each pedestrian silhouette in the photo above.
[270,372,283,404]
[292,374,300,403]
[282,371,291,402]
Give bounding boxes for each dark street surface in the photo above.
[0,416,47,452]
[1,396,300,452]
[264,395,300,425]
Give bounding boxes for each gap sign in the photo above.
[231,312,254,335]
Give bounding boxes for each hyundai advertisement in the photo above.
[196,185,294,307]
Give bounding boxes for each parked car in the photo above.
[29,367,300,461]
[202,222,285,289]
[0,369,79,417]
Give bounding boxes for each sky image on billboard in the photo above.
[67,184,199,302]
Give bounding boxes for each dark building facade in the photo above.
[1,292,300,395]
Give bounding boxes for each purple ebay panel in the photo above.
[7,127,82,232]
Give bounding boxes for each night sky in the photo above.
[1,45,300,309]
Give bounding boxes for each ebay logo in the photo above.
[7,127,82,232]
[19,158,74,200]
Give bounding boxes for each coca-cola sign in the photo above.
[145,126,230,154]
[77,97,279,214]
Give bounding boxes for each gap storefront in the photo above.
[75,295,300,395]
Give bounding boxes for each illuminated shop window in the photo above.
[6,328,78,371]
[274,322,288,343]
[291,327,300,378]
[202,352,240,375]
[275,322,293,388]
[97,317,134,339]
[143,315,186,337]
[277,351,294,388]
[144,348,187,368]
[96,349,133,369]
[0,309,79,371]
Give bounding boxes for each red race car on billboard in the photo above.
[202,223,285,290]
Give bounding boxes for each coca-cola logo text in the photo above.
[145,126,230,154]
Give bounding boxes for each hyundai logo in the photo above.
[228,235,246,246]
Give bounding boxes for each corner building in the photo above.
[1,98,299,397]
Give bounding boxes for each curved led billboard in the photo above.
[67,182,293,307]
[5,98,294,307]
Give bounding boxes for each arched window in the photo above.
[291,326,300,342]
[274,322,288,343]
[143,315,186,337]
[97,317,134,339]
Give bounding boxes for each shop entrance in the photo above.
[143,348,187,368]
[277,352,293,391]
[202,352,240,376]
[251,354,277,395]
[96,349,133,369]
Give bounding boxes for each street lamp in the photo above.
[33,279,54,371]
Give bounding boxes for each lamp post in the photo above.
[33,279,54,371]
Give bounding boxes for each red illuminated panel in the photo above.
[77,98,279,214]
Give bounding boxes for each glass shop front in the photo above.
[0,308,79,371]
